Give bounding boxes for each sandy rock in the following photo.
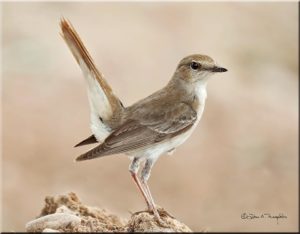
[126,209,192,232]
[25,192,192,232]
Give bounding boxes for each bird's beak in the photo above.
[211,66,228,73]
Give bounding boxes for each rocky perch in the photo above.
[25,192,192,232]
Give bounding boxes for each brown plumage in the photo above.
[74,135,97,147]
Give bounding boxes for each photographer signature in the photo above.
[241,212,287,224]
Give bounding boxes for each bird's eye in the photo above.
[190,61,200,70]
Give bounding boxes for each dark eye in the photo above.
[190,61,200,70]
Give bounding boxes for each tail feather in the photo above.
[60,18,123,120]
[60,18,124,141]
[74,134,98,147]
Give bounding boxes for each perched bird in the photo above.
[60,18,227,224]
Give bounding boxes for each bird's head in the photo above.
[174,54,227,84]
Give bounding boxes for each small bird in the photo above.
[60,19,227,224]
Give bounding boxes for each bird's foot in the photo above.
[131,206,174,228]
[154,215,169,228]
[151,206,172,228]
[156,207,175,219]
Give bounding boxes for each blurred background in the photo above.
[1,2,298,232]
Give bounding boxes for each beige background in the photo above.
[2,2,298,232]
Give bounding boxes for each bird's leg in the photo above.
[141,158,167,226]
[129,157,151,210]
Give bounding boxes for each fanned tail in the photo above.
[60,18,124,143]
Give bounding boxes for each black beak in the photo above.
[212,66,228,73]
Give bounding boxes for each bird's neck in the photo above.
[167,77,207,100]
[166,77,208,112]
[194,81,208,102]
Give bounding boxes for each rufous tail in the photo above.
[60,18,123,121]
[60,18,124,144]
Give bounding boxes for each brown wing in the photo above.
[76,103,197,161]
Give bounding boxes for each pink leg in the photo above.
[130,171,151,210]
[129,158,151,210]
[141,159,167,225]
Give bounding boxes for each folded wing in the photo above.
[76,102,197,161]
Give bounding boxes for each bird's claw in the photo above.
[132,206,173,228]
[153,214,169,228]
[156,207,175,219]
[151,207,171,228]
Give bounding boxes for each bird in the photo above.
[60,18,227,225]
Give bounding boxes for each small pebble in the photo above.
[26,213,81,232]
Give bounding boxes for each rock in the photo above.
[25,192,192,232]
[25,213,81,232]
[126,209,192,232]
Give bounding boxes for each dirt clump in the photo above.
[25,192,192,232]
